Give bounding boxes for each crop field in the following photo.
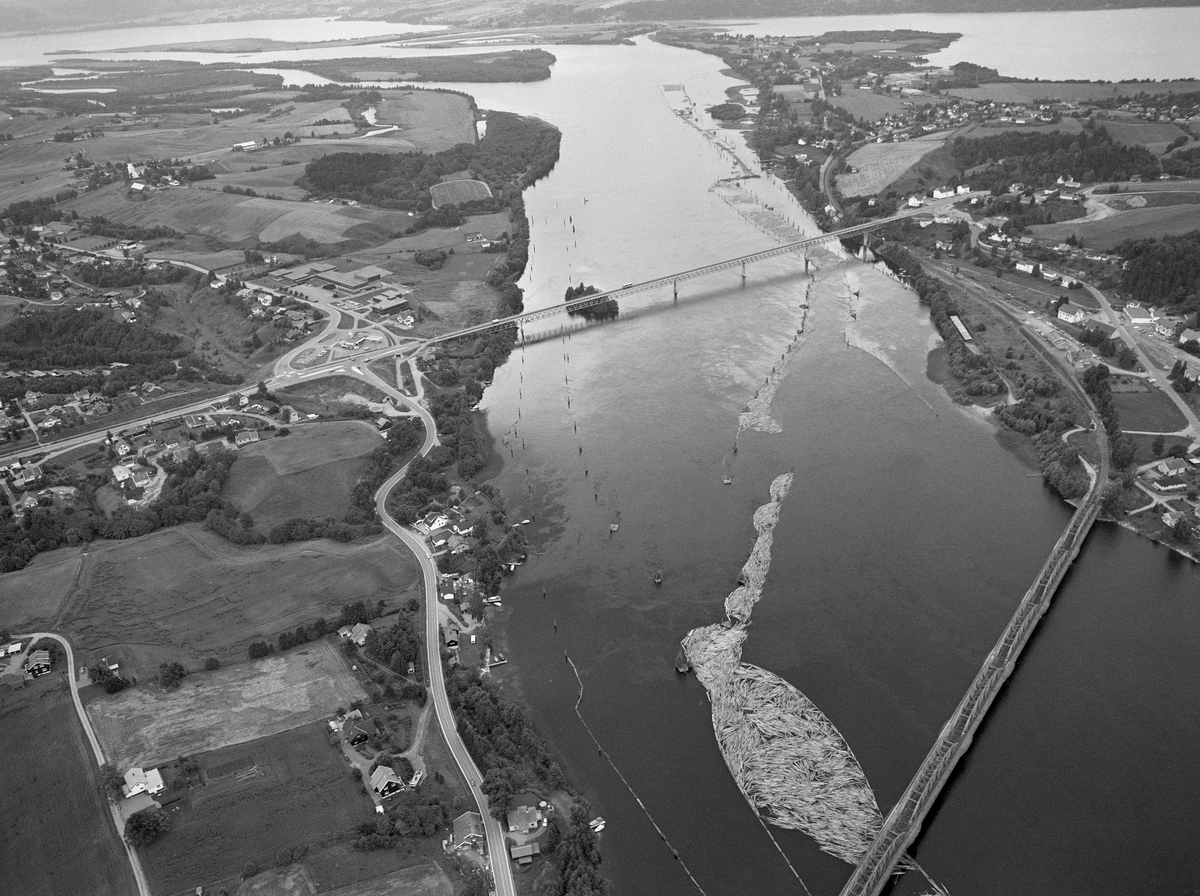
[0,681,137,896]
[88,639,367,769]
[213,164,311,201]
[374,89,477,151]
[54,525,416,666]
[64,183,415,248]
[836,135,945,197]
[1101,119,1189,150]
[224,421,382,525]
[1029,204,1200,249]
[832,89,919,122]
[430,178,493,208]
[140,721,374,896]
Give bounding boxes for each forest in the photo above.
[1117,231,1200,311]
[0,308,185,369]
[300,112,561,211]
[952,128,1161,191]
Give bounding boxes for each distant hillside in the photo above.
[609,0,1200,18]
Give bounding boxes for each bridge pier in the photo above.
[740,261,746,285]
[673,280,678,302]
[804,256,809,273]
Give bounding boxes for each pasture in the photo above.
[0,548,84,631]
[0,681,137,896]
[88,639,367,769]
[1113,386,1188,433]
[140,721,374,896]
[836,135,946,197]
[55,525,417,667]
[430,178,493,208]
[223,421,382,525]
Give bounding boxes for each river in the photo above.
[5,16,1200,895]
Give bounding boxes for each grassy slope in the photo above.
[0,681,136,896]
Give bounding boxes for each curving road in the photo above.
[18,632,152,896]
[372,428,517,896]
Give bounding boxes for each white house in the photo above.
[932,187,955,200]
[1057,302,1090,325]
[1125,303,1156,325]
[1015,262,1035,274]
[122,767,165,799]
[907,195,924,208]
[338,622,372,646]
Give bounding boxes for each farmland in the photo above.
[372,90,478,151]
[139,721,374,896]
[51,526,417,670]
[223,421,384,526]
[1029,203,1200,250]
[0,680,136,896]
[946,80,1200,105]
[831,90,923,122]
[63,184,417,250]
[88,639,367,769]
[0,547,85,632]
[836,134,946,197]
[1099,119,1189,151]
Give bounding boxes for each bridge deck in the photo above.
[839,473,1105,896]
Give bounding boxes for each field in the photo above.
[0,681,137,896]
[140,721,374,896]
[430,178,493,208]
[223,421,383,526]
[235,861,453,896]
[831,89,922,122]
[88,639,367,769]
[64,182,417,249]
[48,526,416,670]
[946,80,1200,104]
[276,376,390,416]
[1113,386,1188,432]
[0,547,86,632]
[1100,119,1189,151]
[836,134,946,197]
[373,89,477,151]
[1029,204,1200,249]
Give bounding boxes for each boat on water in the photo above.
[589,816,606,833]
[653,569,663,585]
[609,523,619,533]
[722,474,732,485]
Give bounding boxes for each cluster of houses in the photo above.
[415,501,485,558]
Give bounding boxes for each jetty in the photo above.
[839,370,1110,895]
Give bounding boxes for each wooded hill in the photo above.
[1118,231,1200,312]
[954,128,1161,192]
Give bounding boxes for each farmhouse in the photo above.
[370,765,404,797]
[338,622,372,646]
[452,811,485,850]
[121,767,165,798]
[24,650,51,677]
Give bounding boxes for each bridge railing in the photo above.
[840,491,1102,896]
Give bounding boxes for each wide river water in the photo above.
[4,14,1200,894]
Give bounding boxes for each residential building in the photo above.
[453,811,485,850]
[234,430,260,447]
[1057,302,1090,325]
[24,649,51,677]
[370,765,404,797]
[122,767,165,798]
[338,622,372,646]
[506,805,541,834]
[1179,328,1200,345]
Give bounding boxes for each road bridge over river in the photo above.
[838,282,1112,896]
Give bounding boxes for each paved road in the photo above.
[1083,282,1200,437]
[373,470,516,896]
[19,632,152,896]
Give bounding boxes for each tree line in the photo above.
[953,128,1161,192]
[1117,231,1200,312]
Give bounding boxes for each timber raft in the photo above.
[839,323,1111,896]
